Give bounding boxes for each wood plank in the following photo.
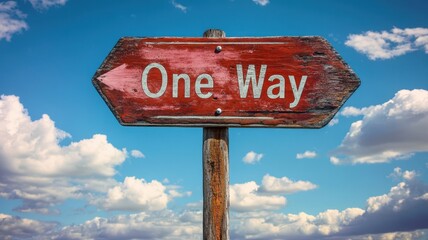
[203,29,229,240]
[93,36,360,128]
[203,127,229,240]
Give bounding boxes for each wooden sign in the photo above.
[92,37,360,128]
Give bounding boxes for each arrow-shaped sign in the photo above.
[93,37,360,128]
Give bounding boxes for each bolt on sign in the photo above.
[92,37,360,128]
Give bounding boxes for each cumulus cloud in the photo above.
[296,151,317,159]
[0,95,127,213]
[339,175,428,237]
[231,208,365,239]
[260,174,317,194]
[0,1,28,41]
[0,213,58,239]
[2,169,427,239]
[318,229,427,240]
[130,149,145,158]
[366,182,406,213]
[415,193,428,201]
[346,27,428,60]
[242,151,264,164]
[29,0,68,10]
[3,207,427,240]
[359,230,427,240]
[230,174,317,212]
[168,187,192,200]
[331,89,428,164]
[0,0,68,41]
[98,177,169,211]
[389,167,417,181]
[231,169,428,239]
[252,0,269,6]
[171,0,187,13]
[230,181,286,212]
[341,106,368,117]
[328,118,339,127]
[53,210,202,240]
[0,95,189,215]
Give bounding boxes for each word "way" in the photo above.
[141,63,308,108]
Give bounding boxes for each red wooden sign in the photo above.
[92,37,360,128]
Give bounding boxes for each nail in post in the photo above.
[202,29,230,240]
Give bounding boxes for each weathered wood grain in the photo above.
[203,127,229,240]
[92,35,360,128]
[202,29,229,240]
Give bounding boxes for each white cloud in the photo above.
[333,230,427,240]
[0,1,28,41]
[0,0,69,41]
[0,95,189,215]
[230,174,317,212]
[2,169,428,239]
[376,231,426,240]
[54,210,202,240]
[342,177,428,237]
[296,151,317,159]
[329,156,340,165]
[390,167,417,181]
[230,181,286,212]
[0,95,127,213]
[346,27,428,60]
[260,174,317,194]
[168,187,192,200]
[331,89,428,164]
[231,169,428,239]
[341,106,370,117]
[366,182,407,213]
[242,151,264,164]
[367,168,420,213]
[402,170,417,181]
[231,208,365,239]
[0,213,58,239]
[98,177,169,211]
[252,0,269,6]
[171,0,187,13]
[0,95,126,177]
[415,193,428,201]
[29,0,68,10]
[328,118,339,127]
[4,207,427,240]
[130,149,145,158]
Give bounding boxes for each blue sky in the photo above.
[1,0,428,239]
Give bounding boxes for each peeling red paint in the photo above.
[92,37,360,128]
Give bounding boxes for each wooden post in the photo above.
[203,29,229,240]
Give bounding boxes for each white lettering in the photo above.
[267,74,285,99]
[195,74,213,99]
[140,63,307,107]
[237,64,267,98]
[142,63,168,98]
[172,74,190,98]
[289,75,307,108]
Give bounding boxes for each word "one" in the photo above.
[141,63,308,108]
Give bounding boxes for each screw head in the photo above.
[215,45,222,53]
[215,108,222,115]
